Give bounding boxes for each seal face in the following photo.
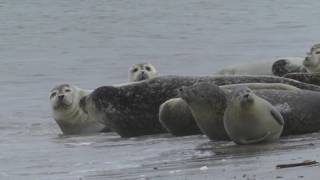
[272,58,306,76]
[128,63,158,82]
[50,84,108,135]
[304,44,320,73]
[159,98,201,136]
[224,86,284,145]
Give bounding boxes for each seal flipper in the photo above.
[270,108,284,126]
[238,132,271,144]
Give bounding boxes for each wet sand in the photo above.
[84,133,320,180]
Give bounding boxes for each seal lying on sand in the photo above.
[128,63,158,82]
[161,83,299,137]
[304,44,320,73]
[50,84,110,135]
[179,82,320,140]
[216,57,304,76]
[224,86,284,145]
[284,73,320,86]
[159,98,202,136]
[83,75,320,138]
[272,58,306,76]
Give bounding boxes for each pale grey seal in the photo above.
[50,84,110,135]
[224,86,284,145]
[128,63,158,82]
[272,58,306,76]
[304,43,320,73]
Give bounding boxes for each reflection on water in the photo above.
[1,0,320,179]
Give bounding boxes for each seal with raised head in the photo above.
[128,63,158,82]
[159,98,201,136]
[50,84,110,135]
[179,82,320,140]
[161,83,299,137]
[272,57,306,76]
[84,75,320,138]
[304,43,320,73]
[224,86,284,145]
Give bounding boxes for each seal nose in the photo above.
[58,95,64,101]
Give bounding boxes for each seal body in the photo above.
[304,44,320,73]
[272,57,306,76]
[284,73,320,86]
[128,63,158,82]
[50,84,109,135]
[159,98,201,136]
[180,82,320,140]
[216,61,274,75]
[224,87,284,145]
[85,75,320,138]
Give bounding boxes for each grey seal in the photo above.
[159,98,201,136]
[224,86,284,145]
[179,82,320,140]
[304,44,320,73]
[128,63,158,82]
[272,58,306,76]
[50,84,110,135]
[160,83,298,137]
[284,73,320,86]
[84,75,320,137]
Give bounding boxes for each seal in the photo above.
[284,73,320,86]
[216,61,274,75]
[128,63,158,82]
[224,86,284,145]
[304,44,320,73]
[84,75,320,138]
[50,84,110,135]
[179,82,320,140]
[272,57,306,76]
[159,98,202,136]
[161,83,299,137]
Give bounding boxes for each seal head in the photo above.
[304,44,320,72]
[128,63,158,82]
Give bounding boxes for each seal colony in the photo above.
[49,44,320,146]
[83,75,320,138]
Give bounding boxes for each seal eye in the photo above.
[132,68,138,73]
[315,51,320,55]
[50,92,57,99]
[65,89,71,93]
[145,66,151,71]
